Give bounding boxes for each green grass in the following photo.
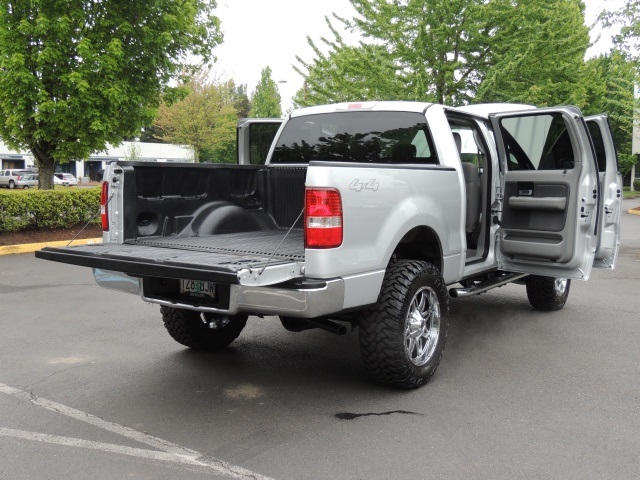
[623,186,640,199]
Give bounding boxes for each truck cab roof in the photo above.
[291,101,537,120]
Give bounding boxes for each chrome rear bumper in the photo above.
[93,269,344,318]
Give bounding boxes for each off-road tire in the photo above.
[161,307,247,350]
[359,260,449,389]
[525,276,571,311]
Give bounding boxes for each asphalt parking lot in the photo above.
[1,199,639,480]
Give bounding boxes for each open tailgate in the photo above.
[35,231,305,286]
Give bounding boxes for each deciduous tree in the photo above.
[294,0,590,109]
[293,18,403,107]
[0,0,221,188]
[155,73,237,163]
[583,51,638,176]
[475,0,590,107]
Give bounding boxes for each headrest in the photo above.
[391,144,417,162]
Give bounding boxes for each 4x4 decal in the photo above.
[349,179,379,192]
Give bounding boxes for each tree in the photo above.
[230,81,252,118]
[154,73,238,163]
[599,0,640,62]
[295,0,590,108]
[295,0,505,106]
[0,0,222,189]
[582,51,638,176]
[475,0,590,107]
[596,2,640,180]
[250,67,282,118]
[293,18,404,107]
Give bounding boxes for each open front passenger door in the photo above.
[490,107,601,280]
[237,118,284,165]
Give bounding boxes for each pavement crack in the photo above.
[22,363,91,393]
[335,410,423,420]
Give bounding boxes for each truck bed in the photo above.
[36,230,304,284]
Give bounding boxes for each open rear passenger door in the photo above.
[585,115,622,269]
[489,107,601,280]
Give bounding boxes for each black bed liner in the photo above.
[35,230,304,284]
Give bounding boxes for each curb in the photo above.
[0,238,102,256]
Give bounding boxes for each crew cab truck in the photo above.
[36,102,622,389]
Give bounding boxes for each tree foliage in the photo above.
[599,0,640,62]
[293,18,403,107]
[250,67,282,118]
[475,0,590,107]
[294,0,590,108]
[155,72,238,163]
[0,0,222,188]
[231,82,252,118]
[582,51,638,175]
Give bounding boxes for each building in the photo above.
[0,141,194,180]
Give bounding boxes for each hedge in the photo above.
[0,188,100,233]
[635,180,640,191]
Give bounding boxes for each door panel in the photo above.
[490,107,599,280]
[237,119,284,165]
[585,115,622,269]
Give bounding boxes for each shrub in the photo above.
[634,179,640,191]
[0,188,100,233]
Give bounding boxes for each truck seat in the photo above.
[461,162,481,246]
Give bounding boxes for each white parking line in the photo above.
[0,427,209,467]
[0,383,275,480]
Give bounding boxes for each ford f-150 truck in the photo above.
[36,101,622,388]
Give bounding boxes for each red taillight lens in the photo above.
[100,181,109,231]
[305,188,343,248]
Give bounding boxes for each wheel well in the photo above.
[392,226,442,272]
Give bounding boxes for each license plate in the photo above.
[180,279,216,299]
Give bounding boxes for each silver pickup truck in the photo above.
[37,102,622,388]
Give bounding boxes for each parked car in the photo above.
[12,173,72,187]
[0,169,34,189]
[15,174,38,189]
[54,173,78,186]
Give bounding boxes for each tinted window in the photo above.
[500,113,575,171]
[249,123,281,165]
[271,112,437,164]
[587,121,607,172]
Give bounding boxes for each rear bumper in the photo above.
[93,269,345,318]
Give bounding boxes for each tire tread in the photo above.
[359,260,449,389]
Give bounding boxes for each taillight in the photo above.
[100,181,109,231]
[305,188,343,248]
[17,175,22,180]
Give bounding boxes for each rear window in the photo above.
[270,111,438,165]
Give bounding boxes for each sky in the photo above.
[213,0,626,113]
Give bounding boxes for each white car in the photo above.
[54,173,78,186]
[15,174,38,189]
[14,173,74,187]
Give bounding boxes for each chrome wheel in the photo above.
[554,278,568,295]
[404,286,441,367]
[360,260,449,388]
